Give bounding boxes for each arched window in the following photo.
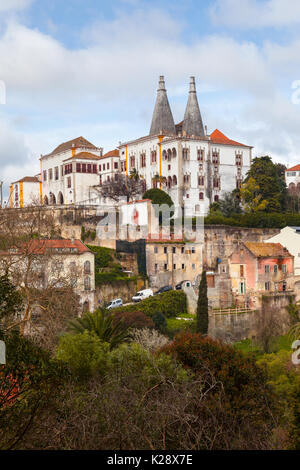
[167,176,172,189]
[167,149,172,161]
[84,260,91,274]
[43,195,49,206]
[172,175,177,186]
[199,192,204,200]
[162,150,167,161]
[214,195,219,202]
[172,148,177,158]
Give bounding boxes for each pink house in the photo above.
[229,242,294,299]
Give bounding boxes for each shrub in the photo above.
[87,245,114,269]
[114,290,187,318]
[113,311,155,330]
[56,331,110,380]
[162,332,278,447]
[131,328,170,351]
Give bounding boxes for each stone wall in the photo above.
[208,292,294,343]
[94,279,145,305]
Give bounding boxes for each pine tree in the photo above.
[196,270,209,335]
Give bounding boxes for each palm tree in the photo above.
[69,308,131,350]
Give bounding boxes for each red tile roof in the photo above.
[285,165,300,172]
[210,129,249,147]
[49,137,98,156]
[63,152,102,162]
[103,149,119,158]
[12,176,40,184]
[2,239,91,256]
[244,242,292,258]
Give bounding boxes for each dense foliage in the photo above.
[114,290,187,318]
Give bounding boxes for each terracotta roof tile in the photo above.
[103,149,119,158]
[49,137,98,156]
[286,165,300,172]
[244,242,292,258]
[63,152,102,162]
[210,129,249,147]
[2,239,91,255]
[12,176,40,184]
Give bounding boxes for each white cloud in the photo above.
[0,0,33,12]
[211,0,300,29]
[1,6,300,189]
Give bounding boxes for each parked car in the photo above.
[175,280,192,290]
[132,289,153,302]
[154,285,173,295]
[107,298,123,310]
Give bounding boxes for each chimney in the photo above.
[149,76,176,136]
[182,76,205,138]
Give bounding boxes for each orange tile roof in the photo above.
[103,149,119,158]
[244,242,292,258]
[12,176,40,184]
[210,129,249,147]
[49,137,98,155]
[286,164,300,172]
[1,239,91,256]
[63,152,102,162]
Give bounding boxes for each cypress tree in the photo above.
[196,270,209,335]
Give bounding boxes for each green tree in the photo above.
[242,156,287,212]
[240,177,269,213]
[56,330,110,380]
[196,271,209,335]
[143,188,174,222]
[68,308,131,350]
[218,191,242,217]
[0,274,23,328]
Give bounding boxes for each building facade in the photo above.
[118,76,252,216]
[9,176,41,208]
[229,242,294,307]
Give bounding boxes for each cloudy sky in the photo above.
[1,0,300,199]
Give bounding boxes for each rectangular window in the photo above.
[92,164,97,174]
[55,167,59,180]
[173,264,176,270]
[76,163,81,173]
[164,247,167,254]
[181,247,184,254]
[282,264,287,273]
[192,247,195,253]
[274,265,278,273]
[107,163,110,170]
[154,246,158,254]
[239,282,245,294]
[87,164,92,173]
[182,264,185,269]
[82,164,86,173]
[164,263,168,270]
[103,164,106,171]
[154,263,158,271]
[43,170,47,182]
[99,164,102,172]
[265,265,270,273]
[114,162,118,169]
[67,177,71,188]
[48,168,53,180]
[172,247,176,254]
[265,282,270,291]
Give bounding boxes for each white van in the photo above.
[107,298,123,310]
[132,289,153,303]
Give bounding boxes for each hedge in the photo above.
[114,290,187,318]
[200,212,300,229]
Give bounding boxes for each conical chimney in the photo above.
[149,76,176,136]
[182,77,205,138]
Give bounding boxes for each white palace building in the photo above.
[10,76,253,216]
